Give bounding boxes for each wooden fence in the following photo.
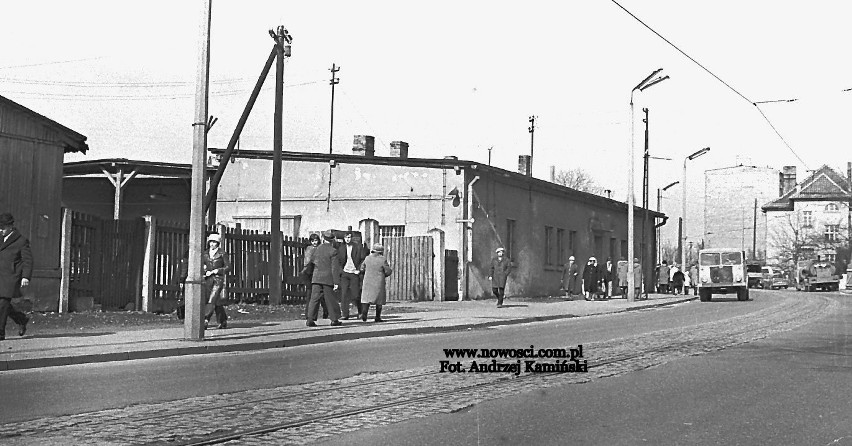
[384,236,434,301]
[68,211,146,310]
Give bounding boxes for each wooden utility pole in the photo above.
[329,63,339,154]
[641,107,649,295]
[527,116,536,176]
[269,26,292,306]
[185,0,212,340]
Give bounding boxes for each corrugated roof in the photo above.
[0,94,88,153]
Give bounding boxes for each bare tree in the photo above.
[768,210,849,270]
[552,168,605,195]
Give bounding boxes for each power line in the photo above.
[610,0,810,170]
[0,56,105,70]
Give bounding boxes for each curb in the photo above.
[0,296,695,371]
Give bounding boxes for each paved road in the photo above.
[0,290,838,445]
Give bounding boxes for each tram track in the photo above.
[167,295,835,446]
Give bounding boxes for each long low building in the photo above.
[211,138,665,301]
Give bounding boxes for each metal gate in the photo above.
[384,236,434,301]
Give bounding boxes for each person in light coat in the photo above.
[359,244,393,322]
[560,256,579,300]
[489,247,512,307]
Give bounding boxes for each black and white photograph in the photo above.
[1,1,851,444]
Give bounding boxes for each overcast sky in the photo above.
[3,1,851,247]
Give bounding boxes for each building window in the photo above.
[379,225,405,241]
[802,211,813,227]
[825,253,837,263]
[825,224,840,242]
[557,229,566,264]
[826,203,840,213]
[506,219,516,259]
[544,226,554,266]
[610,237,618,261]
[569,230,577,254]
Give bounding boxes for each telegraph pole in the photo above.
[641,107,649,296]
[329,63,340,154]
[527,115,536,176]
[752,198,758,260]
[327,63,339,212]
[269,26,292,306]
[185,0,212,340]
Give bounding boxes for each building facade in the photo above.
[704,165,779,261]
[213,138,663,300]
[762,164,851,269]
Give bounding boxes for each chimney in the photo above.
[390,141,409,159]
[352,135,375,157]
[779,166,796,195]
[518,155,531,176]
[550,165,556,182]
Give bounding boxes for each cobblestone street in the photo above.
[0,295,835,446]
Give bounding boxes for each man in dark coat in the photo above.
[306,229,342,327]
[560,256,579,300]
[489,247,512,308]
[336,232,366,319]
[0,213,31,340]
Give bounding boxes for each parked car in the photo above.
[760,266,789,290]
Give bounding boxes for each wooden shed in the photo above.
[0,95,88,310]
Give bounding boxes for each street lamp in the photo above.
[682,147,710,270]
[628,68,669,302]
[658,180,679,262]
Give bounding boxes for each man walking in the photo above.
[0,213,31,340]
[306,229,342,327]
[489,247,512,308]
[337,232,365,320]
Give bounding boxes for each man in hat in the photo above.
[336,232,365,319]
[488,247,512,307]
[305,229,343,326]
[582,257,600,301]
[560,255,579,300]
[0,213,31,340]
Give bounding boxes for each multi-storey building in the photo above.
[762,164,851,269]
[703,165,778,261]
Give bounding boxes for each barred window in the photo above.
[379,225,405,241]
[506,219,516,258]
[557,229,566,264]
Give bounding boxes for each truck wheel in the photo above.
[737,287,749,301]
[699,288,711,302]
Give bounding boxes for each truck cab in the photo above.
[697,248,749,302]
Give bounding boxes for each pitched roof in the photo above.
[762,164,850,212]
[0,95,88,153]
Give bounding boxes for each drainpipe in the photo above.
[462,176,480,300]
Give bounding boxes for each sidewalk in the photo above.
[0,294,696,371]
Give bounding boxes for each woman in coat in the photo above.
[633,258,644,299]
[203,233,231,329]
[582,257,600,301]
[560,256,579,300]
[359,244,392,322]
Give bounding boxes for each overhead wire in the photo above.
[610,0,810,169]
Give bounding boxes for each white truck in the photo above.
[697,248,749,302]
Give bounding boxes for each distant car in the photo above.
[760,266,789,290]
